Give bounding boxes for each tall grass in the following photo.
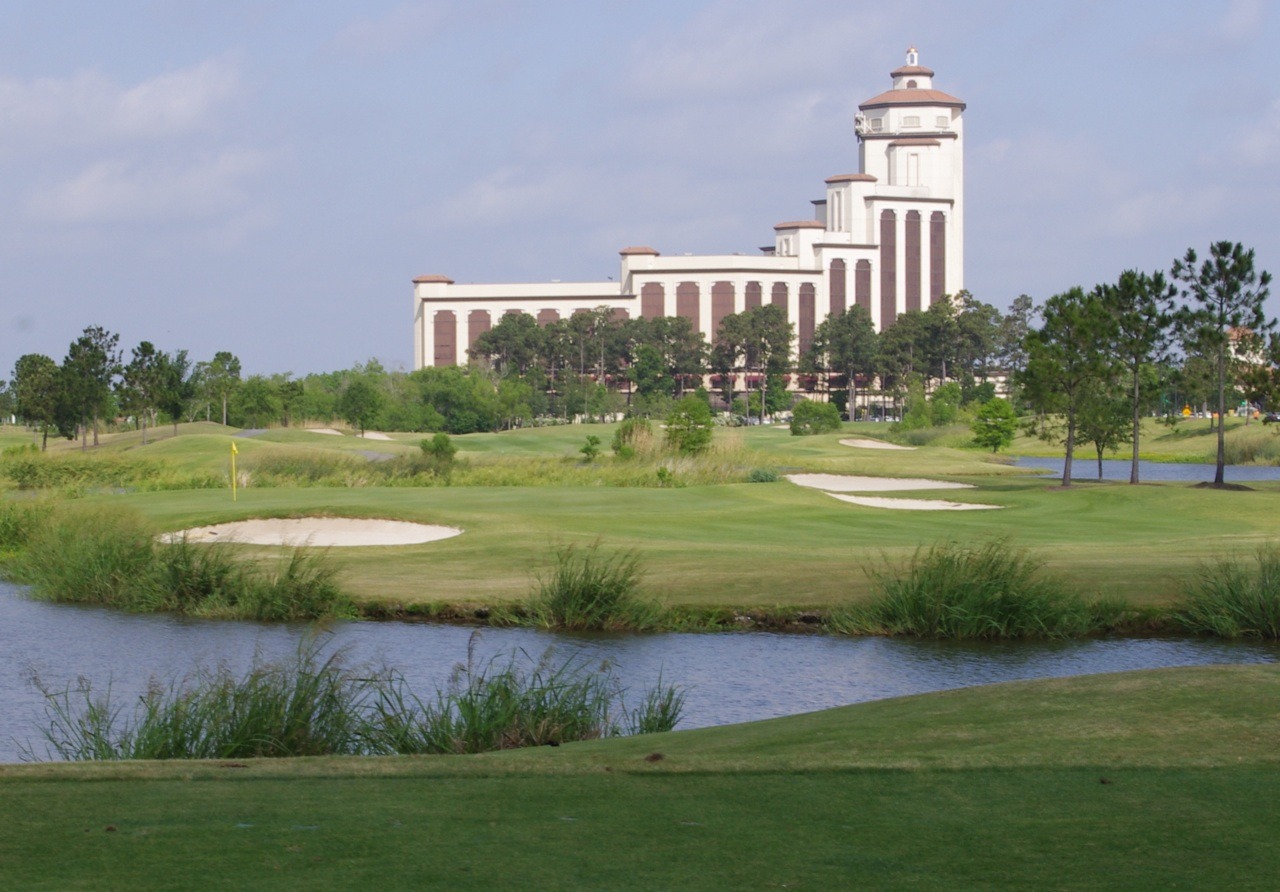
[30,637,685,761]
[1220,428,1280,465]
[1174,546,1280,639]
[12,506,354,620]
[833,539,1117,639]
[0,452,222,492]
[528,543,664,631]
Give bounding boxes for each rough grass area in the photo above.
[832,539,1123,638]
[523,543,664,631]
[29,640,683,761]
[2,666,1278,889]
[10,505,354,621]
[1175,546,1280,638]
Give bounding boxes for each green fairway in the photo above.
[3,665,1277,890]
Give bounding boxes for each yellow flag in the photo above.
[231,441,238,455]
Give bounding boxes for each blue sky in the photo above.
[2,1,1277,375]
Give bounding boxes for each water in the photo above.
[1015,456,1280,483]
[1,580,1276,762]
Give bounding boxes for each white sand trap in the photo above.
[839,438,916,451]
[171,517,462,547]
[785,473,972,492]
[360,431,393,440]
[307,428,343,436]
[825,493,1001,511]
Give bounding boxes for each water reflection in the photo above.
[2,582,1275,762]
[1015,456,1280,482]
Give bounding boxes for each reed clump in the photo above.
[833,539,1118,639]
[528,543,664,631]
[1174,546,1280,639]
[0,451,221,492]
[31,638,685,761]
[12,506,354,621]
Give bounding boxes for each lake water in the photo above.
[3,581,1276,762]
[1014,456,1280,483]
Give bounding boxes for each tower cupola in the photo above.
[890,46,934,90]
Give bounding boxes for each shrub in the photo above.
[579,435,602,462]
[1174,546,1280,638]
[529,542,663,631]
[789,399,842,436]
[833,539,1115,639]
[665,395,714,455]
[971,397,1018,452]
[747,467,779,483]
[611,417,655,459]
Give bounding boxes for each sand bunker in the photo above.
[307,428,343,436]
[360,431,393,441]
[839,438,915,451]
[171,517,462,547]
[825,493,1001,511]
[785,473,972,493]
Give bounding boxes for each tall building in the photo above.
[413,48,964,370]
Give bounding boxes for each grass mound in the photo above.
[833,539,1118,639]
[1175,546,1280,638]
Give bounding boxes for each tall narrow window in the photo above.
[905,211,922,313]
[930,212,946,303]
[433,311,456,367]
[880,211,897,328]
[829,259,847,317]
[711,282,734,343]
[641,283,664,319]
[855,260,872,315]
[467,310,491,350]
[771,282,788,312]
[799,284,816,356]
[676,282,700,331]
[745,281,762,311]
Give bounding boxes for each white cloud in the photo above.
[0,57,240,153]
[326,3,449,58]
[27,150,272,225]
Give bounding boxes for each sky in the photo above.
[2,1,1278,377]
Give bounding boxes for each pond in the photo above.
[2,581,1276,762]
[1014,456,1280,483]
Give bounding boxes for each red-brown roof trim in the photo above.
[773,220,827,230]
[825,173,878,184]
[619,246,660,256]
[859,88,966,110]
[890,64,935,77]
[413,275,454,284]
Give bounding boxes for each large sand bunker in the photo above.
[785,473,972,492]
[824,493,1001,511]
[839,438,915,451]
[171,517,462,547]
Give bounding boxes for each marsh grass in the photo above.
[1175,546,1280,638]
[1220,428,1280,465]
[248,449,368,486]
[12,506,354,620]
[30,637,685,761]
[528,543,664,631]
[833,539,1119,639]
[0,452,221,492]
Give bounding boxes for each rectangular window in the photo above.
[902,115,920,128]
[869,118,883,132]
[935,115,949,129]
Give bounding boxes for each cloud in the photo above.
[326,3,449,58]
[26,150,272,225]
[0,57,240,153]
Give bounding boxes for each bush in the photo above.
[612,417,655,459]
[665,395,714,455]
[1174,546,1280,638]
[529,542,662,631]
[789,399,842,436]
[747,467,779,483]
[833,540,1116,639]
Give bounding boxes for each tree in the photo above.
[1076,379,1130,480]
[1020,288,1116,487]
[1099,270,1177,484]
[808,306,878,419]
[714,305,793,424]
[119,341,164,445]
[971,397,1017,452]
[62,326,120,449]
[469,312,545,376]
[202,351,242,427]
[155,350,194,436]
[1173,242,1275,486]
[337,378,384,436]
[11,353,66,449]
[997,295,1035,378]
[236,375,281,428]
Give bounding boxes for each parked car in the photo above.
[1263,413,1280,424]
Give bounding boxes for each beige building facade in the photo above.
[413,49,965,370]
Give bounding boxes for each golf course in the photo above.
[2,417,1279,888]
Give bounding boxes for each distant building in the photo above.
[413,48,965,369]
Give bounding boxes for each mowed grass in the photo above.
[90,468,1280,611]
[2,665,1278,890]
